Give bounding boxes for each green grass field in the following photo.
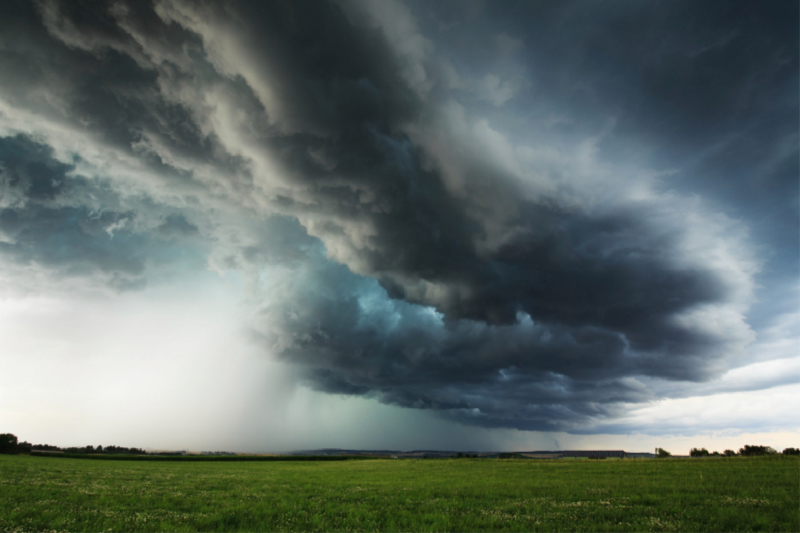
[1,454,797,532]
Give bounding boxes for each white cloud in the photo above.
[612,382,800,436]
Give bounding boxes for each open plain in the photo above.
[0,454,797,532]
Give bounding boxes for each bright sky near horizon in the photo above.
[0,0,797,454]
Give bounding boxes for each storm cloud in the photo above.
[0,0,795,432]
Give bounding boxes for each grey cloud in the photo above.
[254,248,663,431]
[0,133,73,202]
[157,214,198,238]
[0,0,788,431]
[0,0,225,184]
[412,1,797,249]
[0,134,204,288]
[439,1,797,250]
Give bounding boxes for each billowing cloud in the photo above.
[0,0,796,435]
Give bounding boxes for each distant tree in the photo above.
[656,448,671,458]
[690,447,710,457]
[102,445,146,455]
[781,448,799,456]
[97,445,103,453]
[32,444,61,451]
[739,445,777,456]
[17,441,32,454]
[457,452,463,458]
[711,451,720,456]
[0,434,18,454]
[723,449,736,457]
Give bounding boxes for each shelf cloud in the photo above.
[0,0,796,436]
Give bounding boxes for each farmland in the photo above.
[0,454,797,532]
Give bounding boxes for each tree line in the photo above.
[1,434,146,455]
[687,445,799,457]
[640,446,799,458]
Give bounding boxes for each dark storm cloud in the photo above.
[255,250,659,431]
[0,134,202,288]
[415,0,798,266]
[0,0,232,185]
[252,208,741,430]
[0,0,789,430]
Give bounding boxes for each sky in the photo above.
[0,0,797,454]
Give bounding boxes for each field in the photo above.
[1,454,797,532]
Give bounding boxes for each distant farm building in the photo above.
[562,450,625,459]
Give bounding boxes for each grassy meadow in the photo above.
[0,454,797,532]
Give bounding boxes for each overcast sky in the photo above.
[0,0,797,454]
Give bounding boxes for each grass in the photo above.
[0,454,797,532]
